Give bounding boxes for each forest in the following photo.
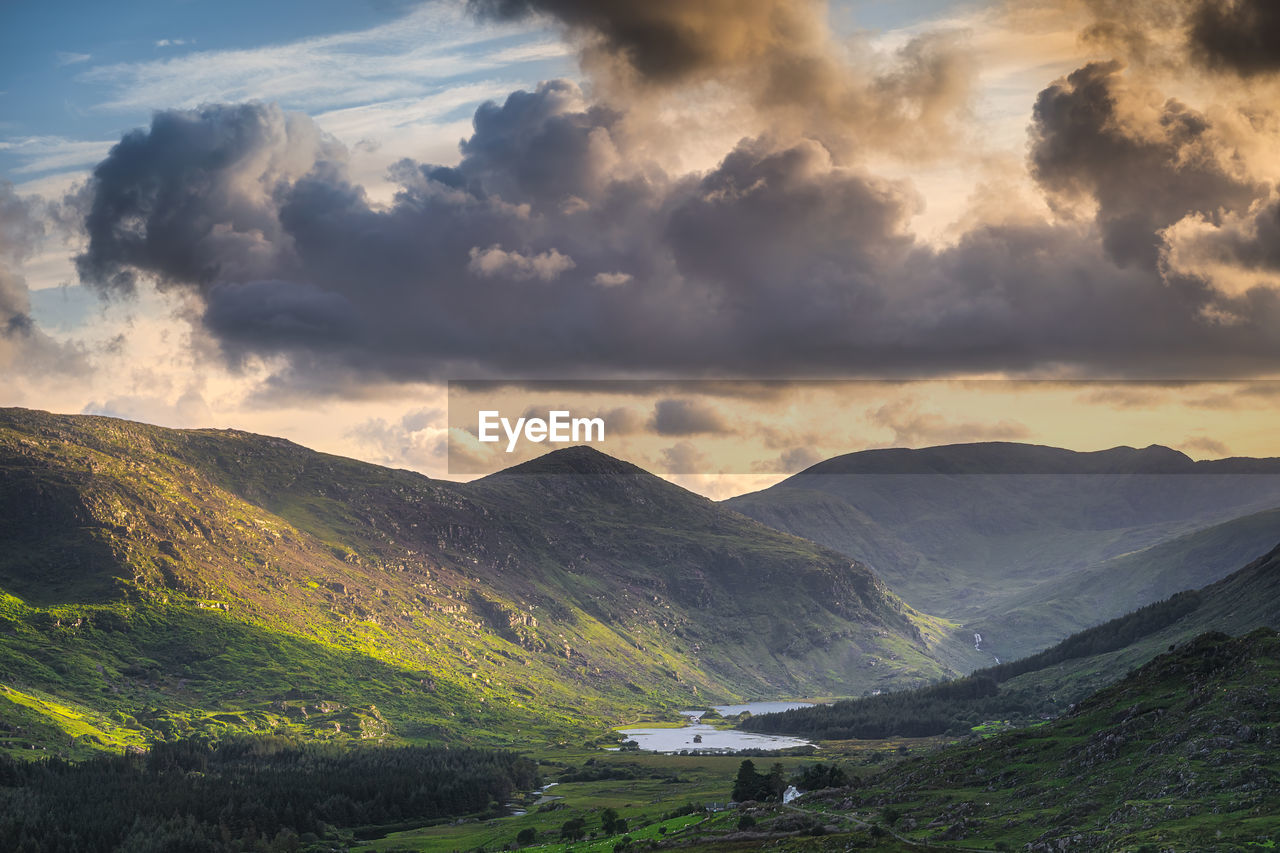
[0,736,539,852]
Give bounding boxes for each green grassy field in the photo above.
[352,737,944,853]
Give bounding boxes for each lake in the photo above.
[615,701,816,754]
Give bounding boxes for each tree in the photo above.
[560,818,586,841]
[766,763,787,801]
[600,807,620,835]
[793,762,847,792]
[515,827,536,847]
[732,759,766,802]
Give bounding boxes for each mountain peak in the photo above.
[485,445,649,478]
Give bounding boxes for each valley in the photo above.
[0,408,983,756]
[1,409,1278,851]
[724,442,1280,660]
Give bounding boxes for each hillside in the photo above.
[970,507,1280,659]
[819,628,1280,851]
[0,408,982,756]
[999,538,1280,708]
[724,442,1280,651]
[745,542,1280,741]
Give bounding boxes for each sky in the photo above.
[2,0,1280,497]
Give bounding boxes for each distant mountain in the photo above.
[724,442,1280,649]
[745,541,1280,740]
[0,408,982,756]
[1001,538,1280,706]
[818,628,1280,850]
[971,507,1280,659]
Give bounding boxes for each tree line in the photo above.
[0,735,539,852]
[731,760,849,803]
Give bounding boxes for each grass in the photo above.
[343,734,959,853]
[786,630,1280,851]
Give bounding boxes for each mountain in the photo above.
[999,538,1280,707]
[724,442,1280,651]
[744,541,1280,741]
[809,628,1280,851]
[970,507,1280,660]
[0,408,982,756]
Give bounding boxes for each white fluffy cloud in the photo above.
[467,245,576,281]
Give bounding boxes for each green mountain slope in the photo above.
[1002,539,1280,707]
[724,442,1280,646]
[745,542,1280,741]
[971,507,1280,660]
[0,408,982,755]
[823,628,1280,851]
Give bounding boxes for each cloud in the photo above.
[1076,386,1169,409]
[155,39,191,49]
[63,0,1280,393]
[347,406,449,469]
[55,52,91,67]
[468,0,978,160]
[867,398,1031,447]
[0,136,116,176]
[0,186,44,338]
[1029,60,1262,270]
[1162,192,1280,296]
[0,182,87,376]
[468,0,814,85]
[68,80,1280,387]
[597,405,646,434]
[593,271,631,287]
[657,440,708,474]
[1187,0,1280,77]
[1179,435,1230,457]
[78,3,565,114]
[75,102,341,297]
[762,446,824,474]
[650,398,732,436]
[83,386,213,427]
[1072,0,1280,81]
[468,245,575,280]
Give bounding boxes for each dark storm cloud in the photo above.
[203,280,361,350]
[75,103,337,296]
[1029,61,1262,270]
[469,0,974,160]
[1078,0,1280,77]
[467,0,803,84]
[1188,0,1280,76]
[650,399,732,436]
[72,73,1280,386]
[76,88,675,379]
